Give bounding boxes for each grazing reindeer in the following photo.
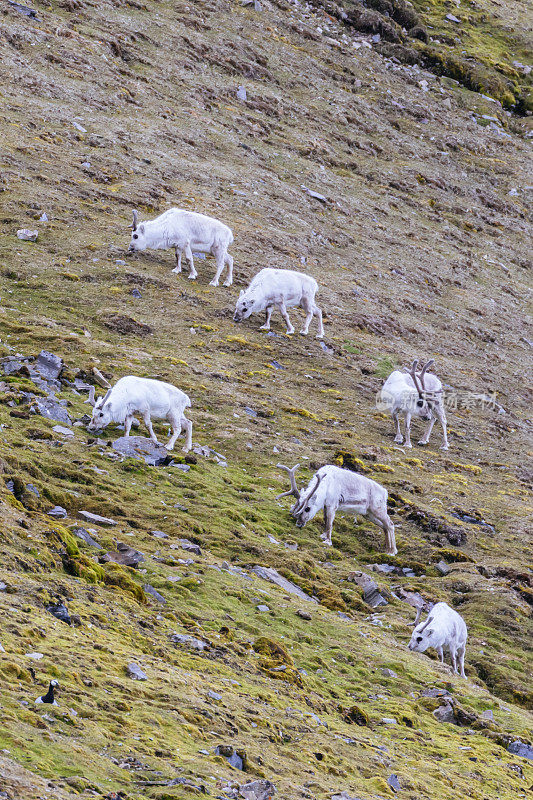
[409,602,468,678]
[127,208,234,287]
[86,376,192,452]
[277,463,396,554]
[380,359,449,450]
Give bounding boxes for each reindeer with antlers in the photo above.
[86,376,193,452]
[379,359,449,450]
[277,463,397,554]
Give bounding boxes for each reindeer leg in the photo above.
[185,243,197,280]
[458,645,466,678]
[222,252,233,287]
[393,411,404,444]
[209,245,225,287]
[321,505,334,546]
[279,301,295,335]
[450,647,458,674]
[300,296,313,336]
[259,306,274,331]
[418,415,436,446]
[314,304,324,339]
[172,248,182,274]
[124,414,134,437]
[367,509,397,555]
[404,411,413,448]
[142,412,160,446]
[181,415,193,453]
[437,646,444,664]
[435,406,449,450]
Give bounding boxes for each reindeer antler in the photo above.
[276,464,301,501]
[293,472,324,515]
[403,359,423,395]
[84,386,96,406]
[418,359,435,391]
[129,209,138,231]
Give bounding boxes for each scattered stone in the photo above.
[481,709,494,721]
[71,120,87,133]
[507,741,533,760]
[433,703,455,724]
[244,406,257,416]
[35,397,72,426]
[0,642,4,653]
[331,793,362,800]
[436,560,450,576]
[178,538,201,555]
[296,609,311,620]
[47,506,67,519]
[25,652,44,660]
[381,668,397,678]
[387,774,401,793]
[34,351,63,381]
[151,530,169,539]
[445,13,460,22]
[237,86,247,101]
[101,543,145,568]
[112,435,170,466]
[363,582,387,608]
[240,779,276,800]
[52,425,74,437]
[420,687,451,699]
[16,228,38,241]
[71,526,102,549]
[252,565,315,602]
[381,717,398,725]
[256,604,270,612]
[0,582,7,591]
[46,602,71,625]
[173,462,190,472]
[215,745,245,770]
[207,690,222,701]
[144,584,166,604]
[131,288,142,298]
[343,705,368,726]
[127,662,147,680]
[301,185,328,203]
[39,212,48,221]
[170,632,209,651]
[78,510,117,527]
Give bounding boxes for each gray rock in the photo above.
[26,483,40,497]
[127,662,147,680]
[170,632,209,651]
[507,741,533,760]
[78,510,117,526]
[173,462,190,472]
[372,563,396,574]
[420,687,451,699]
[481,709,494,721]
[252,565,315,602]
[112,435,170,466]
[151,530,169,538]
[0,582,7,591]
[101,543,144,568]
[17,228,38,241]
[34,350,63,381]
[331,793,362,800]
[433,703,455,724]
[71,526,102,549]
[47,506,67,519]
[35,397,72,425]
[436,560,450,575]
[445,13,460,22]
[52,425,74,437]
[215,745,244,769]
[381,668,397,678]
[207,690,222,701]
[387,774,401,793]
[178,538,201,555]
[0,642,5,653]
[302,185,328,203]
[237,86,247,101]
[244,406,257,416]
[256,604,270,612]
[144,584,166,604]
[131,288,142,298]
[363,583,388,608]
[240,779,277,799]
[381,718,397,725]
[3,357,25,375]
[297,609,312,620]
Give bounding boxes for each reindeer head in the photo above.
[86,386,113,431]
[233,289,258,322]
[408,613,438,652]
[276,464,325,528]
[128,209,147,252]
[403,359,437,420]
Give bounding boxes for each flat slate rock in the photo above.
[101,543,144,567]
[78,510,117,526]
[34,350,63,380]
[144,584,166,604]
[127,662,147,680]
[47,506,67,519]
[507,741,533,759]
[170,632,209,651]
[35,397,72,425]
[71,526,102,549]
[239,779,277,799]
[112,435,170,466]
[178,538,201,555]
[252,565,315,602]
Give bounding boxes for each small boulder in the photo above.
[433,703,455,724]
[101,543,144,568]
[240,779,277,800]
[143,584,166,604]
[127,662,147,680]
[112,436,170,466]
[17,229,38,241]
[387,774,401,793]
[34,350,63,381]
[47,506,67,519]
[46,602,71,625]
[296,609,311,620]
[78,510,117,527]
[507,741,533,760]
[178,538,201,555]
[71,526,102,549]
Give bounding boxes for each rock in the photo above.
[47,506,67,519]
[256,604,270,612]
[25,652,44,660]
[252,565,315,602]
[240,779,277,799]
[302,185,328,203]
[101,543,145,568]
[387,774,401,793]
[363,583,387,608]
[381,668,397,677]
[127,662,147,680]
[34,397,72,425]
[445,13,460,22]
[207,690,222,701]
[173,462,190,472]
[381,717,397,725]
[151,530,169,539]
[0,582,7,591]
[433,703,455,724]
[332,793,363,800]
[112,435,170,466]
[0,642,4,653]
[144,584,166,604]
[481,709,494,721]
[244,406,257,416]
[372,563,396,574]
[420,687,451,699]
[34,351,63,381]
[343,705,368,726]
[170,632,209,651]
[237,86,247,101]
[46,602,71,625]
[215,745,245,770]
[78,510,117,527]
[71,120,87,133]
[178,538,201,555]
[436,560,450,576]
[52,425,74,437]
[71,526,102,549]
[16,228,38,241]
[296,609,312,620]
[39,212,48,221]
[507,741,533,760]
[131,288,142,298]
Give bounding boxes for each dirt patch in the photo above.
[101,314,153,336]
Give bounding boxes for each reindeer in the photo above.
[277,463,396,554]
[409,602,468,678]
[380,359,449,450]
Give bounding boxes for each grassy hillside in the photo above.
[0,0,531,798]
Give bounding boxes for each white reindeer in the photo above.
[87,376,192,452]
[233,268,324,338]
[380,359,449,450]
[277,464,396,554]
[127,208,234,287]
[408,602,467,678]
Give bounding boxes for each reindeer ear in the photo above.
[139,224,145,234]
[239,289,244,297]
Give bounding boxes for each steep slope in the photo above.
[0,1,531,798]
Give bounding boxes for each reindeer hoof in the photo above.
[440,444,449,451]
[259,325,270,331]
[171,267,181,274]
[299,329,308,336]
[223,280,233,287]
[315,334,324,339]
[189,275,198,281]
[285,329,295,336]
[208,279,219,286]
[394,436,404,444]
[405,443,413,449]
[418,440,429,446]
